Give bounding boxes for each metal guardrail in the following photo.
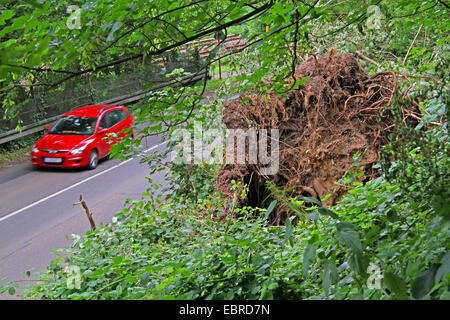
[0,72,207,146]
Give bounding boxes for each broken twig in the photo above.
[73,195,96,231]
[355,50,380,67]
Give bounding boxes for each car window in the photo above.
[99,109,127,129]
[99,112,111,129]
[49,116,97,135]
[118,109,127,122]
[109,110,122,127]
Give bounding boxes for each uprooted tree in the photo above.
[215,51,422,224]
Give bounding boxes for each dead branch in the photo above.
[355,50,380,67]
[403,24,423,65]
[73,195,96,232]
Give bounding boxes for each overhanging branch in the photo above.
[35,1,274,88]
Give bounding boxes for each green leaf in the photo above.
[322,260,338,296]
[107,21,123,42]
[349,252,369,277]
[292,77,309,90]
[125,275,138,284]
[307,231,319,244]
[140,272,150,285]
[336,223,363,254]
[284,216,294,243]
[8,287,15,296]
[300,196,322,207]
[435,252,450,284]
[0,10,15,25]
[336,221,356,231]
[412,264,439,299]
[318,207,339,220]
[302,244,316,277]
[265,200,277,220]
[113,256,123,265]
[384,272,408,300]
[306,211,319,223]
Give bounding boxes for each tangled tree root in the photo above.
[214,51,419,224]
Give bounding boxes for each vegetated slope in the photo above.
[215,51,418,224]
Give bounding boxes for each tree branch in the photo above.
[37,1,274,88]
[402,24,423,65]
[102,0,209,52]
[436,0,449,9]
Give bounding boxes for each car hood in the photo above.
[36,134,95,151]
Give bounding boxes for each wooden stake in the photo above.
[73,195,96,231]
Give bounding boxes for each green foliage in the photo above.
[14,162,449,300]
[19,198,307,300]
[163,98,224,205]
[0,131,44,153]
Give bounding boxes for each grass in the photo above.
[0,146,30,167]
[210,62,233,78]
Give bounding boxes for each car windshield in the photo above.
[48,116,97,136]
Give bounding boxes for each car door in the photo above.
[109,109,128,139]
[97,110,114,158]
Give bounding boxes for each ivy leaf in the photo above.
[125,274,138,284]
[8,287,15,296]
[384,271,408,300]
[113,256,123,265]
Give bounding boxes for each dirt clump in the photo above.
[214,51,417,224]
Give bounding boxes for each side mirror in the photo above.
[98,128,108,135]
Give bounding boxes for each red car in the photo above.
[31,105,134,170]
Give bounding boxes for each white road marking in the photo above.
[0,141,168,223]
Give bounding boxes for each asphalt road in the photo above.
[0,134,168,299]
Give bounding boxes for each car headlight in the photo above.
[70,145,87,155]
[31,144,39,153]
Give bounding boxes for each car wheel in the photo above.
[87,149,98,170]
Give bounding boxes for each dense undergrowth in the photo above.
[10,153,448,300]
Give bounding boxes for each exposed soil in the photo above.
[215,51,418,224]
